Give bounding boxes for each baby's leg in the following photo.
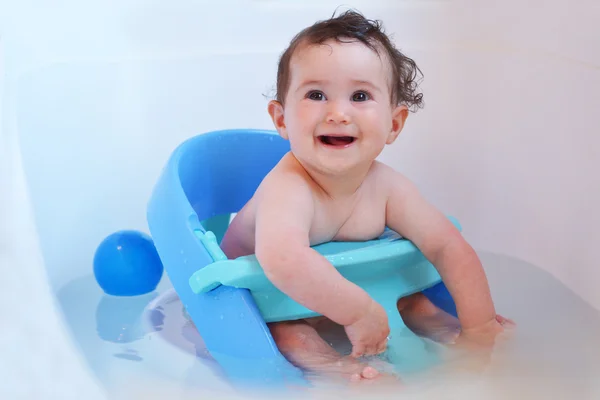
[269,320,380,383]
[397,292,461,343]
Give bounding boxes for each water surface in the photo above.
[56,252,600,399]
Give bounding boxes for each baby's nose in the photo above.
[326,102,351,124]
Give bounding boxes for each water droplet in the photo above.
[219,314,224,320]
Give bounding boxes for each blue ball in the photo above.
[93,230,164,296]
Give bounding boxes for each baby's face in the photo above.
[269,39,407,176]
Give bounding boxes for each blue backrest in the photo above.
[148,128,290,282]
[178,129,291,222]
[147,129,304,382]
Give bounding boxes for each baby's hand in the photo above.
[456,314,515,348]
[444,315,515,373]
[344,299,390,358]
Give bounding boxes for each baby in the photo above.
[220,10,512,383]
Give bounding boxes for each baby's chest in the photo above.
[311,199,388,244]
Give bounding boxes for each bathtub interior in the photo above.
[2,0,600,398]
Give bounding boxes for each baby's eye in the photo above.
[307,91,325,101]
[352,91,371,102]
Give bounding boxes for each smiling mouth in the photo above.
[318,135,356,147]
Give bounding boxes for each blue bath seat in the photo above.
[146,129,458,387]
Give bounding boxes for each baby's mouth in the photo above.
[318,135,356,147]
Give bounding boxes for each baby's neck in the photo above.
[302,161,372,200]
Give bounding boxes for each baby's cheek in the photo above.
[295,110,322,132]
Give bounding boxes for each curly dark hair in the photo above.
[274,9,424,111]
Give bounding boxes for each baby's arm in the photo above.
[384,168,497,331]
[254,171,389,356]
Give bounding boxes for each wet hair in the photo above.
[274,9,424,111]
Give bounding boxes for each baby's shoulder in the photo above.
[365,161,418,200]
[367,161,408,187]
[369,160,395,177]
[255,153,316,201]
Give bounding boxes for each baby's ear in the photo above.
[268,100,288,139]
[387,105,409,144]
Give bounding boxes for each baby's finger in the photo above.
[364,344,377,356]
[370,341,384,356]
[376,338,388,354]
[351,344,366,358]
[496,315,516,326]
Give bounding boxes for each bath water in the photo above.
[55,252,600,399]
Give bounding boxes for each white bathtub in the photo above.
[2,1,599,398]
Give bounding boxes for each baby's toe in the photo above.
[361,366,380,380]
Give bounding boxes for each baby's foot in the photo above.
[270,320,399,387]
[311,355,380,382]
[324,357,403,388]
[354,365,379,380]
[348,364,401,390]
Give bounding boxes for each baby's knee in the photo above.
[396,292,427,311]
[269,321,314,350]
[396,295,414,311]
